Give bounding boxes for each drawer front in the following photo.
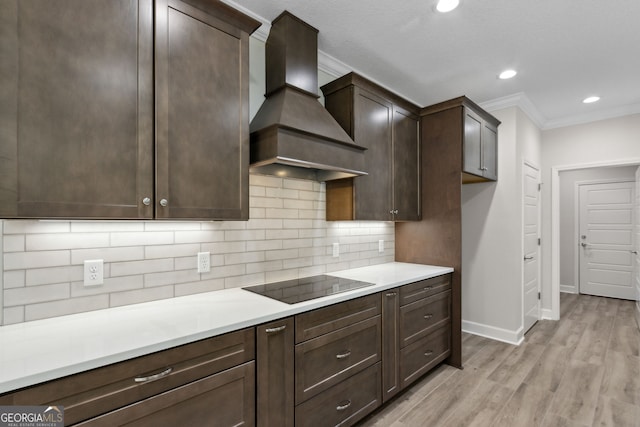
[0,328,255,426]
[400,290,450,348]
[400,326,450,389]
[295,316,381,404]
[74,361,255,427]
[399,274,451,306]
[295,293,381,343]
[295,362,381,427]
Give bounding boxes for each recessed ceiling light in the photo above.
[436,0,460,13]
[583,96,600,104]
[498,69,517,80]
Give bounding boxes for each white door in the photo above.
[579,181,636,300]
[523,163,541,333]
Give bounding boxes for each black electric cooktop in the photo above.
[243,275,375,304]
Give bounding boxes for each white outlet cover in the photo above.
[332,243,340,258]
[378,240,384,253]
[84,259,104,287]
[197,252,210,273]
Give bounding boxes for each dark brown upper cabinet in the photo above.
[423,96,500,184]
[322,73,421,221]
[0,0,258,220]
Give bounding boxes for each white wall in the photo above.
[636,166,640,330]
[541,113,640,318]
[461,106,541,344]
[558,166,637,293]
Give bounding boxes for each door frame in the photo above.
[550,158,640,320]
[522,160,541,332]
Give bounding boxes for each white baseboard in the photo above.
[560,284,577,294]
[541,308,557,320]
[462,320,524,345]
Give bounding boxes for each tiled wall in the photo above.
[0,175,394,325]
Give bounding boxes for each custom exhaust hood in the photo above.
[249,11,367,181]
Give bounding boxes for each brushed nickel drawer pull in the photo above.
[336,400,352,411]
[336,350,351,359]
[424,351,433,357]
[134,367,172,383]
[423,286,433,291]
[265,325,287,333]
[386,292,397,297]
[424,314,433,319]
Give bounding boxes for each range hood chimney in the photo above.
[249,11,366,181]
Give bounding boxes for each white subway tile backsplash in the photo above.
[111,231,174,247]
[25,295,109,322]
[26,233,110,251]
[1,177,394,324]
[26,266,83,287]
[3,235,24,252]
[5,283,70,306]
[110,286,174,307]
[4,251,70,270]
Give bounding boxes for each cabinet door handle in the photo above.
[142,197,151,206]
[159,198,168,207]
[336,400,352,411]
[424,351,433,357]
[336,350,351,359]
[386,292,397,297]
[423,314,433,320]
[265,325,287,334]
[524,256,534,260]
[134,367,173,383]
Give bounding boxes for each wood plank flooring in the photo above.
[358,293,640,427]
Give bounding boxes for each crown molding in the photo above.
[480,92,546,129]
[220,0,270,41]
[543,103,640,130]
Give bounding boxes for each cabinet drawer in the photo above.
[400,290,450,347]
[400,326,450,389]
[295,293,380,343]
[295,362,381,427]
[75,361,255,427]
[399,274,451,306]
[295,316,381,403]
[0,328,254,425]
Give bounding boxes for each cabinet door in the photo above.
[75,362,255,427]
[352,88,393,221]
[0,0,154,219]
[155,0,249,220]
[462,108,483,178]
[482,121,498,180]
[256,318,294,427]
[392,106,420,221]
[381,289,400,402]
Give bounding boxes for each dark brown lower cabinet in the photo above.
[295,363,382,427]
[400,326,450,388]
[75,362,255,426]
[256,317,294,427]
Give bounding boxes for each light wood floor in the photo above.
[358,293,640,427]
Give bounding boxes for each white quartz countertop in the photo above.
[0,262,452,394]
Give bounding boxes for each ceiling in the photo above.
[224,0,640,129]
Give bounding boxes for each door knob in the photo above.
[631,250,638,255]
[581,242,590,247]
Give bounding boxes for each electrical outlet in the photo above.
[197,252,210,273]
[84,259,103,287]
[378,240,384,253]
[332,243,340,258]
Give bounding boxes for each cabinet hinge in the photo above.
[538,183,541,191]
[538,292,541,300]
[538,238,541,245]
